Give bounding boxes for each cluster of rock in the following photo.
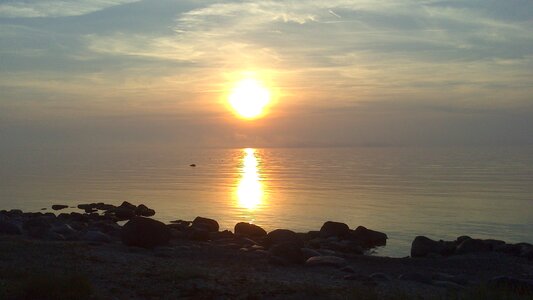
[0,209,119,243]
[77,201,155,220]
[123,218,388,266]
[0,201,158,243]
[411,235,533,259]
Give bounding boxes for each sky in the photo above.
[1,0,532,149]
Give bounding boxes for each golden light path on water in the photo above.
[235,148,264,210]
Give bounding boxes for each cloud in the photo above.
[0,0,139,18]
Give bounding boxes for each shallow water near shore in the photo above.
[1,146,532,256]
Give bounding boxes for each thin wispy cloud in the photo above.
[0,0,139,18]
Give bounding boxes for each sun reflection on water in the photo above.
[236,148,264,210]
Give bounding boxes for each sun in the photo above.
[228,78,271,119]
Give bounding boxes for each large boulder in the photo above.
[349,226,387,248]
[234,222,267,237]
[121,217,171,248]
[264,229,302,248]
[51,205,68,211]
[411,236,454,257]
[191,217,219,232]
[320,221,350,238]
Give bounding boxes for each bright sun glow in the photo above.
[228,78,270,119]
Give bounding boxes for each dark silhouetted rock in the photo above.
[191,217,219,232]
[112,207,136,221]
[51,205,68,211]
[121,217,171,248]
[455,238,491,255]
[0,219,22,235]
[350,226,387,248]
[235,222,267,237]
[119,201,137,211]
[411,236,453,257]
[135,204,155,217]
[306,255,347,267]
[95,203,116,211]
[264,229,302,248]
[190,164,196,167]
[320,221,350,238]
[269,242,304,264]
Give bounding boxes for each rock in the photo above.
[0,219,22,235]
[305,256,347,268]
[399,273,432,284]
[52,205,68,211]
[264,229,302,248]
[167,221,191,232]
[319,221,350,238]
[135,204,155,217]
[234,222,267,237]
[121,217,171,248]
[411,236,451,257]
[9,209,23,216]
[119,201,137,211]
[455,238,491,255]
[301,248,321,260]
[488,276,533,292]
[83,231,112,243]
[112,207,136,221]
[84,208,98,214]
[191,217,219,232]
[307,231,320,240]
[95,203,116,211]
[269,242,304,264]
[349,226,387,248]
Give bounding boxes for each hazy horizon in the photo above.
[1,0,532,149]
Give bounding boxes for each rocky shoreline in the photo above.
[1,202,532,299]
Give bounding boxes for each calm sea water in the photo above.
[1,146,532,256]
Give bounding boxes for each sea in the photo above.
[1,145,532,257]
